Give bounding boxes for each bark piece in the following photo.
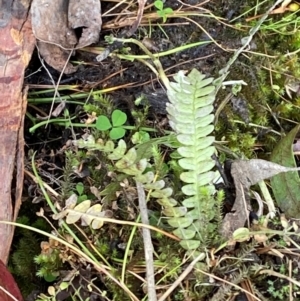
[0,0,35,264]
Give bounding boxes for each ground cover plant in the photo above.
[3,0,300,300]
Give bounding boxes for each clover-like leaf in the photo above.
[150,187,173,198]
[96,115,112,131]
[173,228,196,240]
[109,127,126,140]
[180,239,200,250]
[168,216,193,228]
[157,197,178,207]
[111,109,127,127]
[154,0,164,10]
[163,206,187,217]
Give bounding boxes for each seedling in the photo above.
[96,109,127,139]
[75,182,88,203]
[154,0,173,23]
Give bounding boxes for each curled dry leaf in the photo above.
[221,157,300,240]
[31,0,102,73]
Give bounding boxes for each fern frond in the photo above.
[165,69,219,251]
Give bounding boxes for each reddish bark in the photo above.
[0,1,35,264]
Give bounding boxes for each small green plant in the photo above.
[164,69,223,255]
[74,182,88,203]
[96,109,127,139]
[154,0,173,23]
[34,248,62,282]
[267,279,289,300]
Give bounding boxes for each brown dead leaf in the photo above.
[31,0,102,73]
[221,159,300,240]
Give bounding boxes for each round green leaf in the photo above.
[154,0,163,10]
[44,273,58,282]
[96,115,112,131]
[173,228,195,240]
[164,7,173,14]
[76,182,84,195]
[233,227,250,242]
[163,206,187,217]
[111,109,127,127]
[168,217,193,228]
[179,239,200,250]
[59,282,69,291]
[110,127,126,140]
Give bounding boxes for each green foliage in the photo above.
[74,137,176,210]
[165,69,220,252]
[84,93,113,116]
[34,249,62,282]
[73,69,223,256]
[267,279,290,300]
[154,0,173,23]
[96,109,128,139]
[75,182,88,202]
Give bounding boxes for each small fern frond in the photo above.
[69,138,177,230]
[165,69,219,251]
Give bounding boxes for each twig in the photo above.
[127,0,147,36]
[259,269,300,288]
[157,252,205,301]
[136,181,157,301]
[36,44,72,127]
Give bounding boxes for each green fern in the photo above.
[165,69,220,252]
[73,69,221,254]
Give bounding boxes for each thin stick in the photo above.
[157,253,205,301]
[136,181,157,301]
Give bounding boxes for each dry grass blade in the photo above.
[136,181,157,301]
[127,0,147,36]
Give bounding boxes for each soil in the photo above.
[15,0,298,300]
[25,0,247,113]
